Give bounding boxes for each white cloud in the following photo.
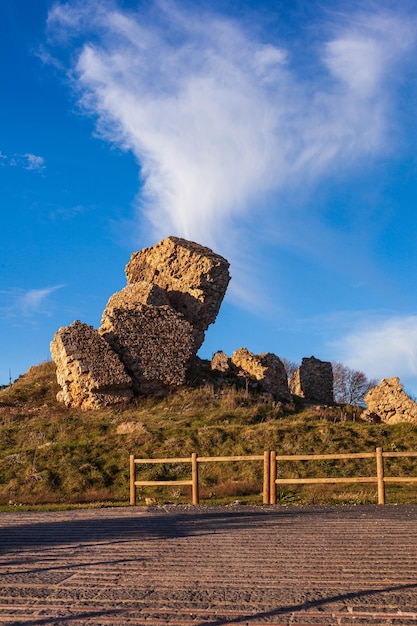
[20,287,62,315]
[0,286,64,318]
[46,1,417,299]
[48,204,84,221]
[22,153,46,171]
[324,13,415,95]
[332,315,417,382]
[0,150,46,172]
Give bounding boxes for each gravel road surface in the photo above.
[1,504,417,625]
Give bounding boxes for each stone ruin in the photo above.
[51,235,339,411]
[210,350,335,406]
[51,321,134,410]
[362,377,417,424]
[51,236,230,410]
[289,356,334,405]
[211,348,292,403]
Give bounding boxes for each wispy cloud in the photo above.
[0,286,64,319]
[46,1,417,302]
[22,153,46,171]
[331,314,417,382]
[0,151,46,172]
[48,204,85,221]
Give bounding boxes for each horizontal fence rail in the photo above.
[270,449,417,505]
[129,448,417,506]
[130,452,268,506]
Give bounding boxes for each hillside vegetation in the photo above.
[1,362,417,510]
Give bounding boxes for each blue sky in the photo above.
[2,0,417,395]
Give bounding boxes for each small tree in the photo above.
[281,358,298,379]
[332,362,377,405]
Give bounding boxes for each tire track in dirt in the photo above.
[1,505,417,624]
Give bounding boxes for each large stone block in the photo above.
[101,281,204,351]
[103,282,170,311]
[50,321,133,410]
[99,304,197,395]
[125,236,230,333]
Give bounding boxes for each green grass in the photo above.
[1,361,417,509]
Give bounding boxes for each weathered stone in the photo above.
[103,282,170,311]
[231,348,292,402]
[99,304,197,395]
[125,236,230,337]
[362,377,417,424]
[51,237,230,407]
[360,411,382,424]
[102,281,205,351]
[211,351,232,374]
[290,356,334,404]
[116,421,149,435]
[50,321,133,410]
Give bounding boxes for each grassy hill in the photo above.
[1,362,417,510]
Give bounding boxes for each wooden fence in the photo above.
[129,448,417,506]
[130,453,268,506]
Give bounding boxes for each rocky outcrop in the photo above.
[125,236,230,347]
[51,237,230,409]
[211,351,232,374]
[362,377,417,424]
[230,348,292,402]
[103,282,170,310]
[50,236,340,411]
[290,356,334,404]
[50,321,134,410]
[99,303,197,395]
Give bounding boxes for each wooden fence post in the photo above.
[191,453,199,505]
[270,450,277,505]
[376,447,385,505]
[130,454,136,506]
[263,451,270,504]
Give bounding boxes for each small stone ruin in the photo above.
[362,377,417,424]
[289,356,334,405]
[51,236,230,410]
[210,350,336,405]
[230,348,292,402]
[210,348,292,401]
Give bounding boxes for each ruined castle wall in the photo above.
[290,356,334,404]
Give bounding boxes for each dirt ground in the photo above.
[1,504,417,625]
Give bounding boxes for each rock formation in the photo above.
[50,236,343,412]
[362,377,417,424]
[211,351,231,374]
[51,237,230,409]
[50,321,134,410]
[211,348,292,402]
[103,282,170,310]
[289,356,334,404]
[125,236,230,348]
[99,303,197,395]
